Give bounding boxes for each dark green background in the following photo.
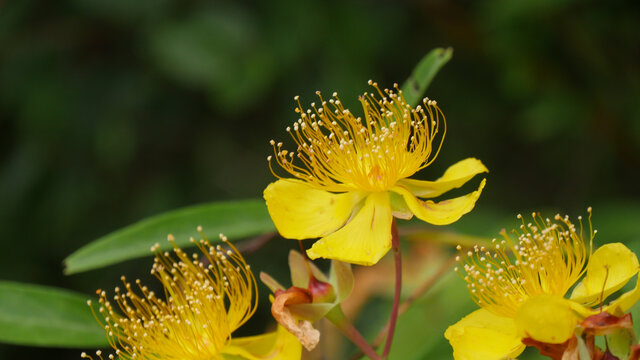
[1,0,639,358]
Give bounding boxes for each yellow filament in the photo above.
[89,232,257,360]
[268,80,445,193]
[455,210,594,317]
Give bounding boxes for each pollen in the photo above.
[456,210,595,317]
[87,231,257,360]
[268,82,445,192]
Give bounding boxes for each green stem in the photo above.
[326,306,382,360]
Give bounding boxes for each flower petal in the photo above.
[604,275,640,314]
[222,325,302,360]
[264,179,364,239]
[398,158,488,198]
[515,295,578,344]
[570,243,640,306]
[306,192,392,266]
[392,178,486,226]
[445,308,525,360]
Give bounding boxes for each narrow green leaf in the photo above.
[401,47,453,107]
[65,199,275,274]
[0,281,106,348]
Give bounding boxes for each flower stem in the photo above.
[325,306,381,360]
[349,254,456,360]
[382,219,402,359]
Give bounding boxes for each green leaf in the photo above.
[401,47,453,107]
[65,199,275,274]
[0,281,106,348]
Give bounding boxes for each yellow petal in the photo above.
[264,179,363,239]
[222,326,302,360]
[306,192,392,266]
[392,178,486,226]
[515,295,578,344]
[445,308,525,360]
[570,243,640,306]
[604,274,640,314]
[398,158,488,198]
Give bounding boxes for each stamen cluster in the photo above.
[454,209,595,317]
[84,232,257,360]
[268,81,445,192]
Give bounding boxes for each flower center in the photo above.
[455,210,594,317]
[268,81,445,193]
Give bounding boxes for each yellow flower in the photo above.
[445,209,640,360]
[264,81,488,266]
[82,232,301,360]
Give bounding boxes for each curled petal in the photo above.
[515,295,578,344]
[223,325,303,360]
[445,308,525,360]
[264,179,363,239]
[392,178,486,226]
[271,289,320,351]
[571,243,640,306]
[306,192,392,266]
[398,158,488,198]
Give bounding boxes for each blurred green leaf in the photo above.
[401,47,453,107]
[65,199,275,274]
[380,271,476,360]
[0,281,105,348]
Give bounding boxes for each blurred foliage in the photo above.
[0,0,639,358]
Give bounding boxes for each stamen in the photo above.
[456,212,593,317]
[88,229,257,360]
[268,83,445,192]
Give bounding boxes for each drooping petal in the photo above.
[398,158,488,198]
[264,179,364,239]
[515,295,578,344]
[222,325,302,360]
[306,192,393,266]
[570,243,640,306]
[288,250,329,288]
[392,178,486,226]
[330,260,354,303]
[444,308,525,360]
[288,302,335,322]
[259,272,286,293]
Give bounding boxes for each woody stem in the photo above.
[382,219,402,359]
[326,306,382,360]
